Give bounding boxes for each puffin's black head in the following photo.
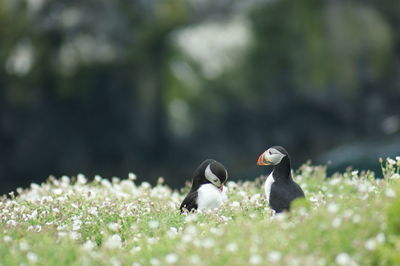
[204,161,228,188]
[191,159,228,190]
[257,146,289,166]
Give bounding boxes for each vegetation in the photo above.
[1,158,400,265]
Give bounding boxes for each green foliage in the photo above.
[1,159,400,265]
[248,0,393,94]
[290,197,311,212]
[374,181,400,265]
[1,0,400,206]
[387,182,400,236]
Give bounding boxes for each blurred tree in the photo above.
[0,0,400,194]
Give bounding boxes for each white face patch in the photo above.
[205,164,222,187]
[264,148,285,165]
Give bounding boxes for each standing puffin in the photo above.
[180,159,228,213]
[257,146,304,213]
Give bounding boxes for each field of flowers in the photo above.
[1,158,400,266]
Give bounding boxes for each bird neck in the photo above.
[273,156,292,181]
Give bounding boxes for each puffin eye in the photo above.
[269,150,272,155]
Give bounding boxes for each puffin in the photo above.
[257,146,304,213]
[180,159,228,213]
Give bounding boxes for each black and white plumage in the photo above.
[180,159,228,213]
[257,146,305,213]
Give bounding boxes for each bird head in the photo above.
[204,161,228,190]
[257,146,288,166]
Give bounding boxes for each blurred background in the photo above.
[1,0,400,194]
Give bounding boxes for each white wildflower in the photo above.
[167,227,178,238]
[72,223,81,231]
[226,242,238,252]
[53,188,63,195]
[365,238,376,250]
[19,241,29,251]
[110,258,121,266]
[182,234,193,243]
[309,196,318,202]
[141,182,151,189]
[327,203,339,213]
[131,246,141,253]
[148,220,159,229]
[30,210,38,219]
[343,210,353,218]
[249,254,261,265]
[230,201,240,208]
[149,258,160,265]
[385,188,396,198]
[202,238,215,248]
[101,179,112,188]
[329,178,341,185]
[69,232,81,240]
[184,214,198,223]
[250,194,261,203]
[61,176,70,184]
[88,207,98,216]
[104,234,122,249]
[108,222,120,232]
[387,158,396,165]
[335,253,351,265]
[185,225,197,235]
[77,173,87,184]
[357,183,368,193]
[165,253,179,264]
[390,173,400,180]
[58,232,67,238]
[3,236,12,242]
[147,237,158,245]
[227,181,237,189]
[82,240,96,250]
[274,213,287,221]
[27,252,38,263]
[94,175,102,182]
[376,233,385,243]
[268,251,282,262]
[352,214,361,223]
[128,173,137,180]
[332,218,342,228]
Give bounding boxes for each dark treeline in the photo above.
[1,0,400,194]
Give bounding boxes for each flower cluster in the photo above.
[0,159,399,265]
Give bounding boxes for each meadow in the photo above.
[1,158,400,266]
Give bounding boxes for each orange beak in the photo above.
[257,152,271,166]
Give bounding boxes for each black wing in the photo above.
[269,181,304,213]
[180,191,198,213]
[291,182,305,199]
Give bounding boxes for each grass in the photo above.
[1,158,400,265]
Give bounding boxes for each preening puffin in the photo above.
[180,159,228,213]
[257,146,304,213]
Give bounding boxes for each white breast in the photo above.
[264,172,275,203]
[197,184,225,210]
